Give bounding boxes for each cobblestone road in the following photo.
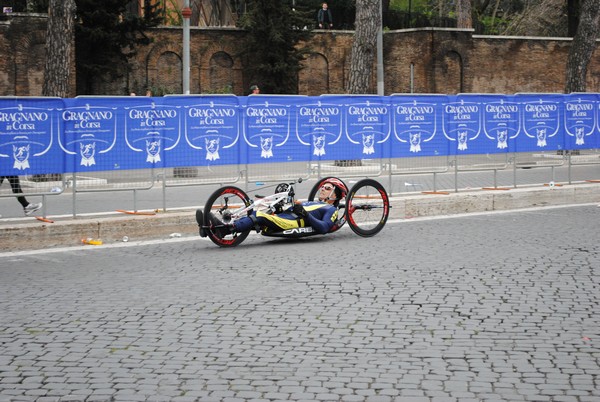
[1,205,599,401]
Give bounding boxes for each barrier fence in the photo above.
[1,94,600,217]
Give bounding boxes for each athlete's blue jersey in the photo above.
[300,201,339,233]
[233,201,338,234]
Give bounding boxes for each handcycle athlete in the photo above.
[201,178,346,239]
[196,176,390,247]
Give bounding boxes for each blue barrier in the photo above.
[1,94,599,175]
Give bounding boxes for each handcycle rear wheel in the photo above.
[345,178,390,237]
[307,176,348,233]
[204,186,252,247]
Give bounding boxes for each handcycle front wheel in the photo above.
[204,185,252,247]
[345,178,390,237]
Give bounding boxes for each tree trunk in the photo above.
[456,0,472,29]
[341,0,380,166]
[42,0,76,98]
[567,0,582,36]
[565,0,600,93]
[36,0,75,182]
[347,0,380,94]
[490,0,501,29]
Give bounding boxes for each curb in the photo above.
[1,183,598,252]
[0,212,197,252]
[388,182,599,220]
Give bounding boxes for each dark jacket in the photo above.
[317,8,333,26]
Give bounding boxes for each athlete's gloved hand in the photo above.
[292,203,308,219]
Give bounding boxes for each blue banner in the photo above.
[344,95,391,159]
[1,93,599,175]
[563,93,598,150]
[0,97,64,175]
[177,95,241,166]
[295,96,343,160]
[517,93,564,152]
[59,97,120,172]
[481,94,520,152]
[391,94,447,157]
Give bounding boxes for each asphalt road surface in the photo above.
[1,205,599,401]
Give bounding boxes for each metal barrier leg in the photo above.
[41,194,47,218]
[568,153,572,184]
[512,155,517,188]
[72,174,77,218]
[454,159,458,193]
[161,170,167,212]
[388,158,392,195]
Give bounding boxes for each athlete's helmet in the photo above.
[322,178,347,205]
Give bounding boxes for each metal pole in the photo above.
[376,0,384,96]
[388,157,392,196]
[568,152,572,184]
[513,154,517,188]
[182,1,191,94]
[72,174,77,218]
[162,169,167,212]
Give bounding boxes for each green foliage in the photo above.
[479,15,510,35]
[237,0,314,94]
[75,0,162,94]
[146,84,178,96]
[9,0,48,12]
[161,0,182,26]
[385,0,532,34]
[201,84,234,94]
[389,0,429,12]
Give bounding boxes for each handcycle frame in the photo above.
[198,176,390,247]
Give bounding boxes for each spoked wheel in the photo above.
[204,186,252,247]
[308,176,348,233]
[345,179,390,237]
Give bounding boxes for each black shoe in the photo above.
[196,209,207,237]
[208,213,232,239]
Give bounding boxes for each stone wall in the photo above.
[0,13,76,97]
[383,28,600,94]
[1,13,599,97]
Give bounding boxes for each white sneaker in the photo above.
[24,202,42,216]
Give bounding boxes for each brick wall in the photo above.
[0,13,76,97]
[1,14,599,97]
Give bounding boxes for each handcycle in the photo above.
[196,176,390,247]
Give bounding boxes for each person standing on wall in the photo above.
[0,176,42,216]
[318,2,333,29]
